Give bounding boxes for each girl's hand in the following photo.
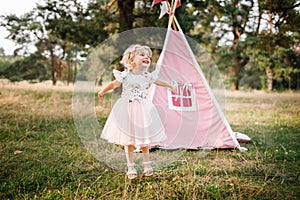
[169,85,177,93]
[98,91,104,99]
[154,79,177,93]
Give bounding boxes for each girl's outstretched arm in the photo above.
[98,80,121,99]
[154,79,176,93]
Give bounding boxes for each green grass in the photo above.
[0,87,299,199]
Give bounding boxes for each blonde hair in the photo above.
[120,44,152,71]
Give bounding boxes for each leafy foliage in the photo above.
[0,0,299,90]
[0,53,51,82]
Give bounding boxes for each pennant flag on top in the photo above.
[151,0,181,8]
[159,1,168,19]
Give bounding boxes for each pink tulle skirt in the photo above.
[101,98,167,147]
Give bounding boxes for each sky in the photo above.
[0,0,90,55]
[1,1,298,55]
[0,0,41,55]
[0,0,259,56]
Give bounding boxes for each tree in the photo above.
[1,0,111,85]
[246,0,300,91]
[187,0,254,90]
[1,5,62,85]
[117,0,135,31]
[1,52,50,82]
[1,0,299,91]
[188,0,299,91]
[36,0,110,85]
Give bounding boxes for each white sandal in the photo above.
[127,163,137,180]
[143,161,153,177]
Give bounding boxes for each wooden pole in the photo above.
[167,0,179,31]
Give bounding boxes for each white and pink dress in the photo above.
[101,70,167,147]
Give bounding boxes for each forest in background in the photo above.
[0,0,299,91]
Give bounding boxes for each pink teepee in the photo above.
[150,1,248,151]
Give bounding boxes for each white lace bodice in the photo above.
[113,69,158,101]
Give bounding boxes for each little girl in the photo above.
[98,44,175,179]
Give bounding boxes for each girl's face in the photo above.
[132,49,151,69]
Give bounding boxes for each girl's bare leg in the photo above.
[141,146,153,176]
[125,145,137,179]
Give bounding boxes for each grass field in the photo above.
[0,82,299,199]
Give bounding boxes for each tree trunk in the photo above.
[50,48,57,86]
[229,64,240,90]
[267,11,273,34]
[266,11,273,91]
[297,71,300,90]
[118,0,135,32]
[73,61,77,84]
[67,60,72,86]
[266,66,273,91]
[256,10,262,35]
[230,0,241,90]
[114,0,135,94]
[231,79,239,90]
